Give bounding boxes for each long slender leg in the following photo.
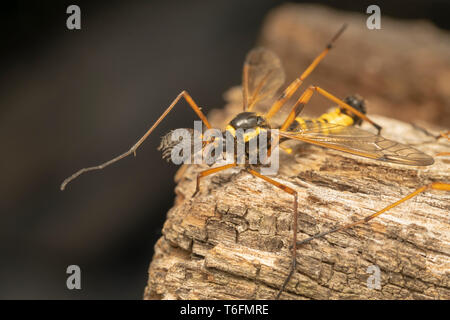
[280,86,382,133]
[440,131,450,141]
[246,168,298,299]
[265,24,347,119]
[412,126,450,156]
[436,152,450,157]
[411,123,450,142]
[193,163,237,197]
[242,62,249,112]
[279,87,315,131]
[297,182,450,246]
[61,91,212,190]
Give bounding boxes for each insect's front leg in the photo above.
[61,90,211,190]
[192,163,237,197]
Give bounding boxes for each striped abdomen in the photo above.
[288,108,355,133]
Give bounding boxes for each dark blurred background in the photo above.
[0,0,449,299]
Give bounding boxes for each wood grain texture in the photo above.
[144,93,449,300]
[144,4,450,300]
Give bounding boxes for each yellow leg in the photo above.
[411,123,450,142]
[436,152,450,157]
[246,169,298,299]
[193,163,237,196]
[61,91,212,190]
[265,24,347,118]
[438,130,450,141]
[297,182,450,246]
[280,86,382,133]
[279,87,315,131]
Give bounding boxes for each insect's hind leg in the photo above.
[296,182,450,246]
[60,91,212,191]
[440,131,450,141]
[280,86,382,133]
[411,123,450,143]
[436,152,450,157]
[245,168,298,299]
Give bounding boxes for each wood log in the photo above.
[143,4,450,300]
[143,87,449,299]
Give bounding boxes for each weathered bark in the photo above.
[143,96,449,300]
[144,4,450,300]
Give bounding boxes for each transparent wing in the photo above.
[279,122,434,166]
[243,47,285,110]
